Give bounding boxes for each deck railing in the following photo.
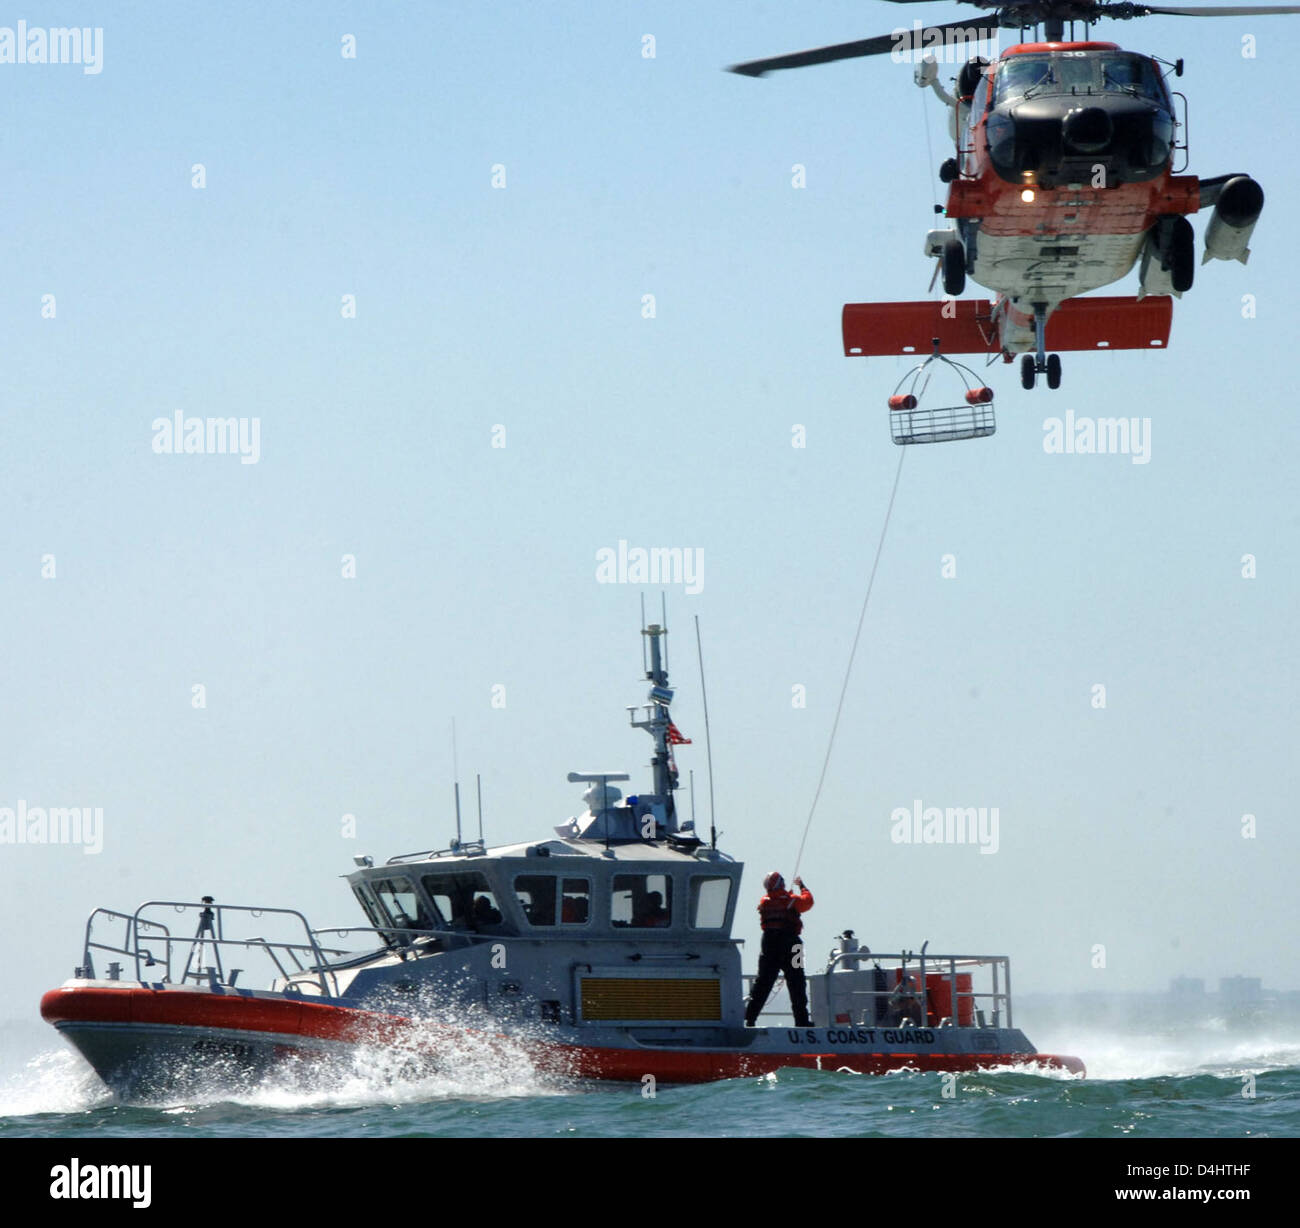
[78,901,356,998]
[745,950,1013,1029]
[820,950,1012,1029]
[75,900,598,997]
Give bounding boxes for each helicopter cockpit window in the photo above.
[996,54,1135,102]
[994,56,1051,104]
[1051,56,1096,93]
[1100,55,1164,102]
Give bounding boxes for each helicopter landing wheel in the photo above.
[1020,354,1036,390]
[942,238,966,297]
[1046,353,1062,390]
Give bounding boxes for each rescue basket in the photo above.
[887,343,996,445]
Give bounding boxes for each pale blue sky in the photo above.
[3,3,1299,1046]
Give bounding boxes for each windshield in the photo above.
[994,56,1052,103]
[995,53,1164,104]
[1100,54,1164,101]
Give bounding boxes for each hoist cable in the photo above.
[793,446,907,875]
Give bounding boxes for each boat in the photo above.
[40,620,1084,1099]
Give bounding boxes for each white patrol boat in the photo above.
[42,622,1084,1098]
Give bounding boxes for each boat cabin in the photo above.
[341,834,748,1031]
[348,839,741,950]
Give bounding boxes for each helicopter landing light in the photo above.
[1021,188,1036,203]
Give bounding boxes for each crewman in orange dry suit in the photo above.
[744,872,814,1027]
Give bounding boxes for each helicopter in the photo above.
[731,2,1299,391]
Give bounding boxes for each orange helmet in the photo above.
[763,871,784,892]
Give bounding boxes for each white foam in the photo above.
[4,1006,572,1115]
[230,1031,565,1111]
[138,1010,572,1111]
[1030,1023,1300,1081]
[0,1047,113,1118]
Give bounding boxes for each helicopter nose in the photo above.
[1062,106,1113,154]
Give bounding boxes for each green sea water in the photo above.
[3,1016,1297,1140]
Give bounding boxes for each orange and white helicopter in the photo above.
[732,1,1299,392]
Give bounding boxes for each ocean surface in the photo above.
[2,1009,1298,1140]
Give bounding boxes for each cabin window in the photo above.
[469,888,504,929]
[560,878,590,925]
[420,871,502,931]
[972,70,990,117]
[612,874,672,928]
[515,875,559,926]
[372,876,430,932]
[689,876,732,930]
[352,886,385,932]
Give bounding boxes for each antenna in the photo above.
[476,773,484,844]
[689,768,696,829]
[640,593,648,674]
[452,718,462,847]
[693,615,718,850]
[661,592,669,674]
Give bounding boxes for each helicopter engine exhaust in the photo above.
[1201,176,1264,266]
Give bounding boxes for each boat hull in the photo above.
[40,983,405,1100]
[42,982,1085,1098]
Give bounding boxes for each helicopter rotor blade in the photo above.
[1132,5,1300,15]
[855,2,1300,20]
[728,19,1000,77]
[726,3,1300,80]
